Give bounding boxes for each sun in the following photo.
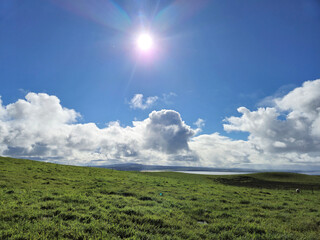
[136,33,154,52]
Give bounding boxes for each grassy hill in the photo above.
[0,157,320,239]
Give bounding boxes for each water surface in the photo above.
[175,171,253,175]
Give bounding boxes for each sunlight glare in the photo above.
[136,33,154,52]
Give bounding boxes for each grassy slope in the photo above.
[0,157,320,240]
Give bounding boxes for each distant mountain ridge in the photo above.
[92,163,320,175]
[93,163,258,172]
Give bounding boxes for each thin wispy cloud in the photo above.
[257,84,297,107]
[128,92,177,110]
[193,118,205,134]
[162,92,177,105]
[194,118,205,129]
[129,94,158,110]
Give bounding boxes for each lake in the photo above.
[175,171,253,175]
[141,170,320,175]
[141,170,253,175]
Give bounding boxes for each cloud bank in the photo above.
[0,93,196,165]
[1,79,320,169]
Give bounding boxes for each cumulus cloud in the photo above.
[189,133,254,167]
[0,93,196,165]
[129,94,158,110]
[224,80,320,156]
[1,80,320,169]
[191,79,320,168]
[0,93,79,158]
[143,110,195,154]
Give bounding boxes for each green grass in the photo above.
[0,156,320,239]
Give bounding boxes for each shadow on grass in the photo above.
[214,175,320,190]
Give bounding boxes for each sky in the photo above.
[1,0,320,170]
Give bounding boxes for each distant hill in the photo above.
[93,163,320,175]
[93,163,257,172]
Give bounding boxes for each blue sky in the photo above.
[1,0,320,169]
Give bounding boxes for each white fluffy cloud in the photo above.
[129,94,158,110]
[224,79,320,154]
[0,93,196,165]
[189,133,254,167]
[143,110,195,154]
[1,79,320,169]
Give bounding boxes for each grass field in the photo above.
[0,156,320,239]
